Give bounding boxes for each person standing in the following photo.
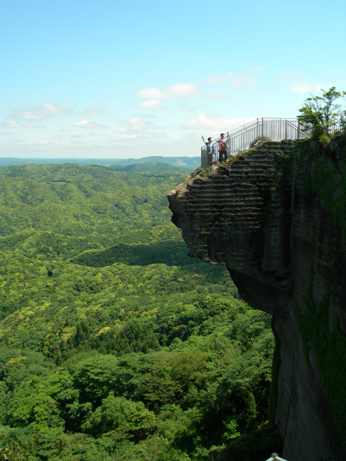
[217,133,229,163]
[201,135,214,168]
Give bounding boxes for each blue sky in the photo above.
[1,0,345,158]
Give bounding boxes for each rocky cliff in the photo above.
[167,138,346,461]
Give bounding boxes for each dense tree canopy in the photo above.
[0,164,280,460]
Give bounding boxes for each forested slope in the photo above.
[0,164,279,461]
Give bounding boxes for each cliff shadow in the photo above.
[72,240,202,267]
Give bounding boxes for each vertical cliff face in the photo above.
[167,139,346,461]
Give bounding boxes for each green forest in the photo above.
[0,163,279,460]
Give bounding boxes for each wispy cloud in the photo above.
[1,120,45,128]
[204,71,234,84]
[16,103,71,120]
[204,67,264,88]
[36,140,67,145]
[279,69,302,81]
[110,134,139,140]
[138,99,163,111]
[208,93,228,100]
[58,133,83,139]
[178,103,207,113]
[137,83,200,100]
[279,69,330,94]
[74,120,108,129]
[84,106,106,116]
[117,117,149,133]
[289,82,330,93]
[121,134,138,139]
[186,113,255,132]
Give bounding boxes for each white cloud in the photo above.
[74,120,108,129]
[121,134,138,139]
[6,121,22,127]
[279,69,330,94]
[169,83,200,99]
[186,113,255,132]
[290,82,329,93]
[36,140,67,145]
[279,69,302,81]
[90,131,104,135]
[204,71,234,84]
[137,87,166,99]
[19,103,71,120]
[109,134,139,141]
[208,93,228,100]
[204,68,264,88]
[84,106,106,115]
[2,120,45,128]
[58,133,82,139]
[179,103,207,113]
[233,68,264,88]
[117,117,148,133]
[137,83,200,100]
[129,117,146,129]
[138,99,163,111]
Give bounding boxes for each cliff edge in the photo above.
[167,138,346,461]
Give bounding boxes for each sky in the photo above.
[1,0,345,159]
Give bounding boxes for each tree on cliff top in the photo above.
[298,87,346,145]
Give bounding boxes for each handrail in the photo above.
[201,117,309,168]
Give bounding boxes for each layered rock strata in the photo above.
[167,139,346,461]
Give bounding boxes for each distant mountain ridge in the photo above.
[0,155,200,170]
[113,156,200,168]
[109,162,193,175]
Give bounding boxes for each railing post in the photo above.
[227,131,230,158]
[285,120,287,139]
[297,119,300,139]
[201,147,207,168]
[261,117,264,139]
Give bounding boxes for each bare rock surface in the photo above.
[167,139,346,461]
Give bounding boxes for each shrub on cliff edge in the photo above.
[298,87,346,146]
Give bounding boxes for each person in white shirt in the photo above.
[216,133,229,163]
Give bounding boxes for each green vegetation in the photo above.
[224,147,257,167]
[0,163,279,460]
[249,137,272,147]
[298,86,346,146]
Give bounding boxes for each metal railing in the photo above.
[201,117,309,168]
